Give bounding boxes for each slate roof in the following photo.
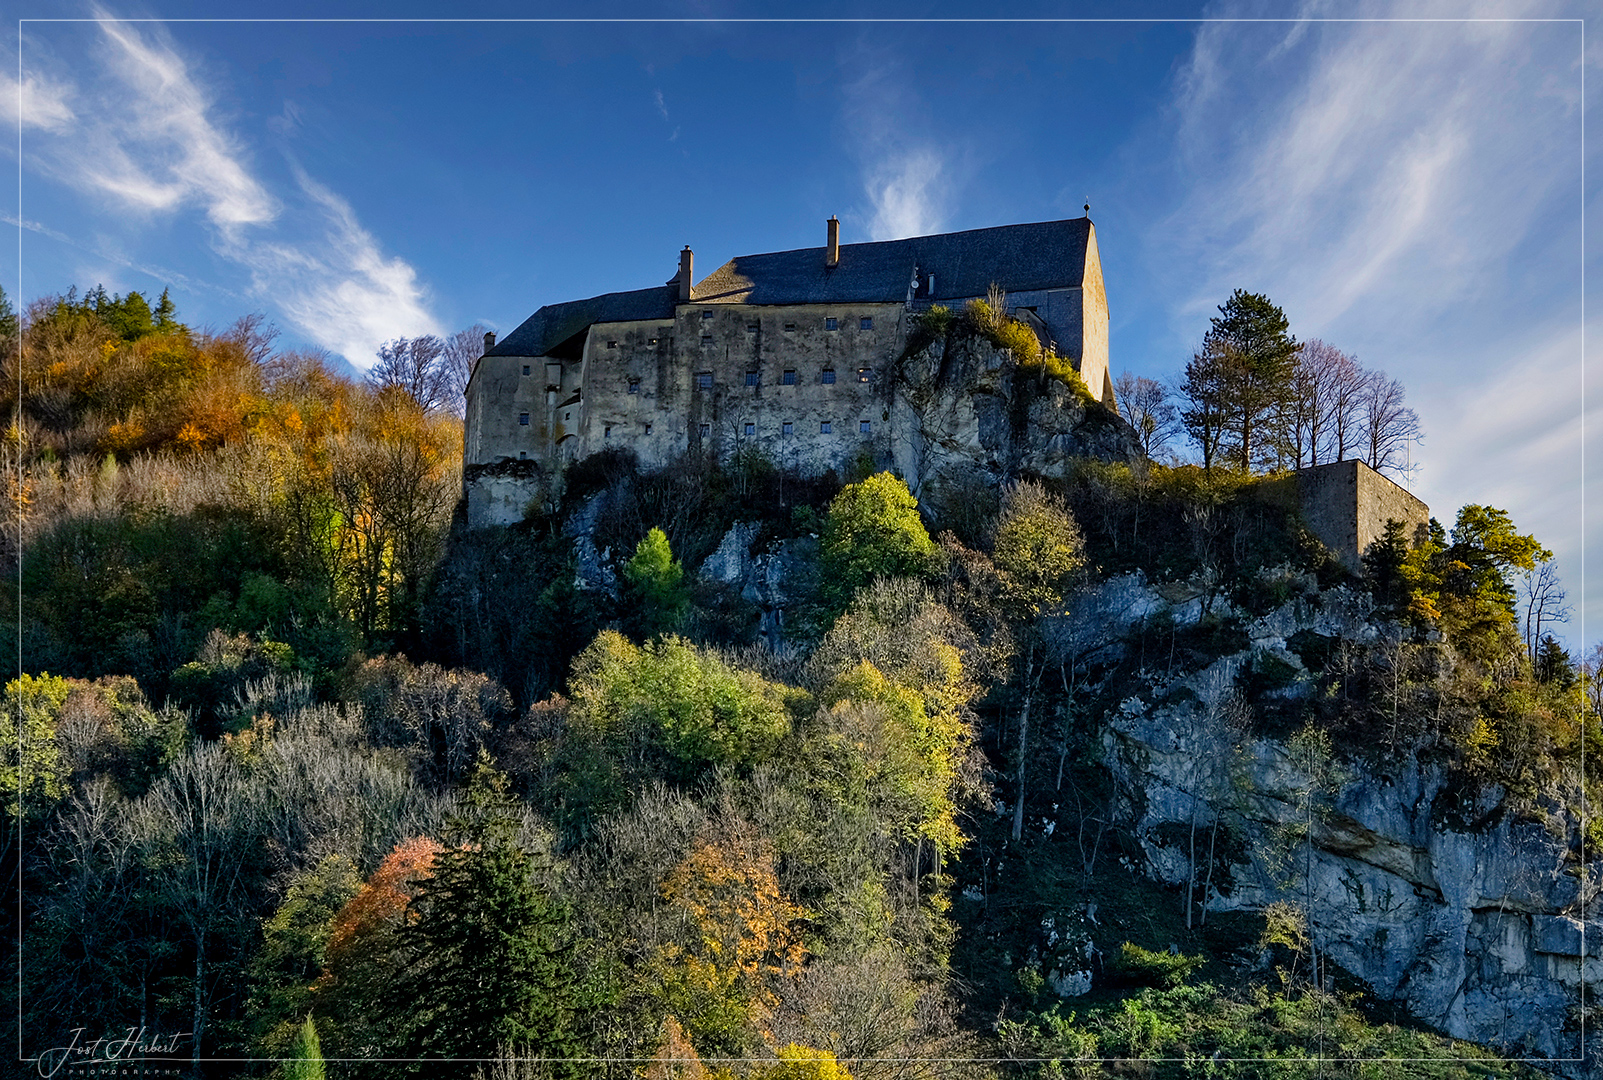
[486,218,1092,357]
[692,218,1092,305]
[486,284,677,358]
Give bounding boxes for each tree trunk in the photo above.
[1185,804,1198,930]
[1200,815,1220,927]
[1011,645,1037,843]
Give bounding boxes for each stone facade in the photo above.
[463,217,1114,526]
[1296,459,1430,570]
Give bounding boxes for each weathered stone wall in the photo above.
[1296,459,1430,570]
[571,301,907,475]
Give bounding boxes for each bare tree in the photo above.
[440,324,490,415]
[1519,559,1571,665]
[1324,348,1368,464]
[1359,370,1421,478]
[1114,371,1180,459]
[367,335,449,413]
[1285,339,1350,468]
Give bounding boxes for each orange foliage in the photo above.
[325,835,443,960]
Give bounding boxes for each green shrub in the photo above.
[1109,941,1206,988]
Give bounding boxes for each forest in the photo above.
[2,284,1592,1079]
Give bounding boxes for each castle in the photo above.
[463,215,1114,526]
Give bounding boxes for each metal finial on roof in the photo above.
[1084,199,1091,217]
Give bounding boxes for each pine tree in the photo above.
[276,1015,326,1080]
[402,765,594,1076]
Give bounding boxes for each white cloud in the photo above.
[0,69,76,130]
[15,15,441,367]
[864,148,947,242]
[237,168,441,365]
[838,41,952,241]
[89,12,279,232]
[654,88,668,119]
[1152,3,1591,640]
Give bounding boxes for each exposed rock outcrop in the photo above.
[889,334,1142,508]
[1088,574,1601,1073]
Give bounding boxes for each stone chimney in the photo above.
[826,217,840,268]
[482,330,495,355]
[679,246,694,301]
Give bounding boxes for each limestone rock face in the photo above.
[698,520,813,654]
[888,336,1142,507]
[1093,575,1602,1073]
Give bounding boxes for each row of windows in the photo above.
[695,368,871,389]
[519,416,873,437]
[701,312,874,332]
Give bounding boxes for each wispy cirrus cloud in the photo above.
[838,41,954,241]
[1149,1,1591,636]
[14,13,441,365]
[1,69,76,131]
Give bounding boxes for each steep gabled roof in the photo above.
[691,218,1092,305]
[485,218,1093,357]
[486,284,678,358]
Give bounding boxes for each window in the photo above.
[860,420,872,434]
[519,413,530,426]
[820,421,832,434]
[825,317,838,331]
[648,337,658,345]
[746,323,759,333]
[699,423,710,438]
[628,379,640,394]
[744,422,755,436]
[522,365,531,376]
[696,372,714,389]
[701,335,714,346]
[782,421,793,436]
[564,411,571,420]
[859,317,874,330]
[606,340,618,349]
[784,322,797,332]
[821,369,836,384]
[645,423,653,435]
[702,311,714,321]
[857,368,871,383]
[604,426,612,438]
[745,371,759,386]
[782,370,797,385]
[519,451,527,460]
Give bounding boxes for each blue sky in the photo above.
[4,6,1598,649]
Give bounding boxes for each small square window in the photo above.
[821,369,836,384]
[857,368,871,383]
[565,411,570,420]
[782,421,793,436]
[519,413,530,426]
[522,365,531,376]
[699,423,711,438]
[628,379,640,394]
[605,426,612,438]
[645,423,653,435]
[696,372,714,389]
[745,371,759,386]
[744,422,755,436]
[782,370,797,385]
[702,311,714,321]
[606,340,618,349]
[825,317,838,331]
[784,323,797,332]
[746,323,759,333]
[860,420,872,434]
[859,317,873,330]
[519,450,527,460]
[820,421,832,434]
[701,335,713,346]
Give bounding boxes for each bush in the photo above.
[1109,941,1206,988]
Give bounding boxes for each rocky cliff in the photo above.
[1079,570,1602,1072]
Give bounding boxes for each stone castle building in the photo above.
[463,215,1115,525]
